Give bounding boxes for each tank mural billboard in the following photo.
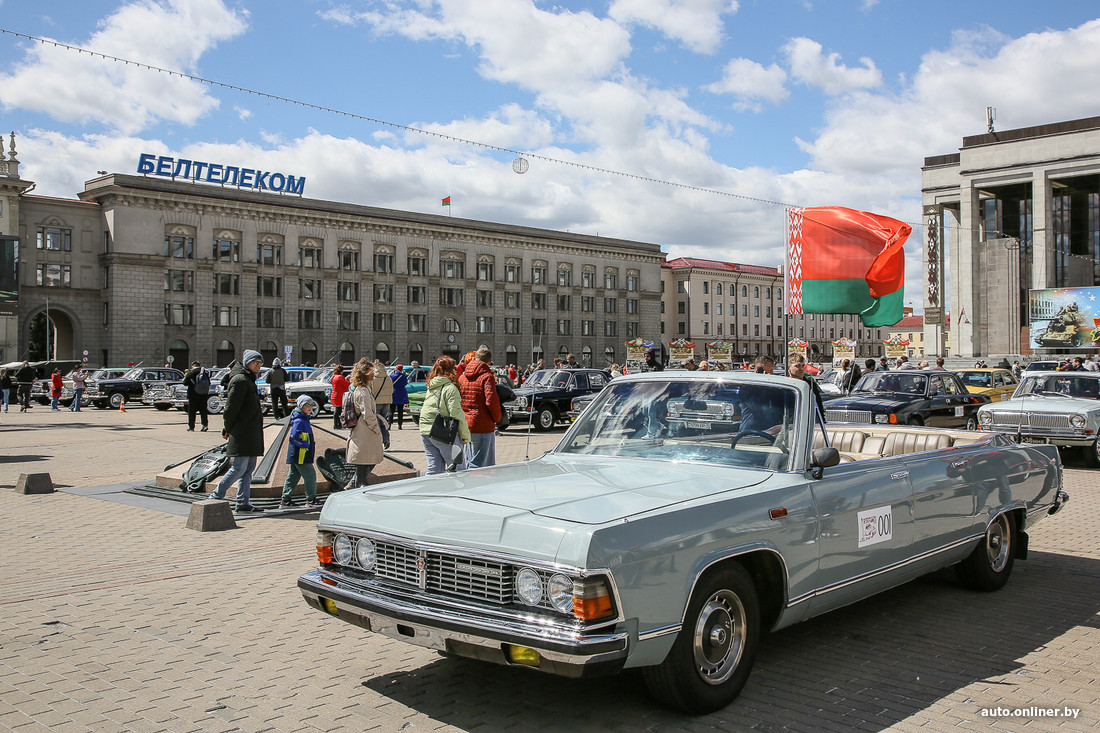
[1029,287,1100,350]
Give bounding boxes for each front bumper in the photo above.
[986,430,1097,448]
[298,570,629,678]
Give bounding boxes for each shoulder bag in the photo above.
[429,384,460,444]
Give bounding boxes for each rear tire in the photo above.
[642,564,760,714]
[965,415,978,431]
[956,512,1015,591]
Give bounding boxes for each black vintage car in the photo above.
[91,367,185,409]
[824,369,990,429]
[504,368,612,430]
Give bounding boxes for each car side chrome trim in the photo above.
[638,624,681,642]
[787,534,981,607]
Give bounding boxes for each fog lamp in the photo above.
[505,644,541,667]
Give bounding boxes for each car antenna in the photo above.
[524,328,545,462]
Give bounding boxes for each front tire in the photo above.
[207,395,223,414]
[109,392,127,409]
[642,564,760,714]
[1085,438,1100,469]
[955,512,1015,591]
[534,405,557,431]
[965,415,978,431]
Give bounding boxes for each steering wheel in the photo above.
[730,430,776,448]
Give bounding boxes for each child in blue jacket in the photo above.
[280,395,321,508]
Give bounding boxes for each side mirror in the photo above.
[810,447,840,478]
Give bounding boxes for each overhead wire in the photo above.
[0,27,947,233]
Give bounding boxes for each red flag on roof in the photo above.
[441,196,451,206]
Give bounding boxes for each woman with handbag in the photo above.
[419,355,471,475]
[345,358,384,488]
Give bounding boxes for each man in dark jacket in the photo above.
[267,359,289,419]
[182,360,211,432]
[643,349,664,372]
[209,349,265,512]
[15,361,36,412]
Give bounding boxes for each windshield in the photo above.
[1016,374,1100,399]
[526,370,572,388]
[307,367,333,381]
[854,372,927,396]
[1025,362,1059,371]
[956,371,992,388]
[557,377,800,471]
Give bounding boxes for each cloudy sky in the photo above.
[2,0,1099,312]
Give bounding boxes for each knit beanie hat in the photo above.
[243,349,263,366]
[295,394,316,411]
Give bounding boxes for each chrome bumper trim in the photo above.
[298,571,629,667]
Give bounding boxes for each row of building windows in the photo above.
[674,280,783,300]
[163,304,639,336]
[163,270,642,312]
[163,234,641,287]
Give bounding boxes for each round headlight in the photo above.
[516,567,543,605]
[547,574,575,614]
[1070,414,1086,428]
[723,403,735,418]
[978,409,991,425]
[355,538,376,570]
[333,533,354,565]
[517,396,528,408]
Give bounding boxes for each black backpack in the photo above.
[194,369,212,395]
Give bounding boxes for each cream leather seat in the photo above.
[881,431,954,456]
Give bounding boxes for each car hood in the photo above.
[988,395,1097,414]
[318,454,771,556]
[826,393,918,411]
[512,385,562,399]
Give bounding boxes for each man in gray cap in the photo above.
[209,349,265,512]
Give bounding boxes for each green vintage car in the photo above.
[299,371,1068,713]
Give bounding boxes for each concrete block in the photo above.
[185,499,237,532]
[15,473,54,494]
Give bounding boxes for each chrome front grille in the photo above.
[826,409,872,424]
[431,553,513,604]
[374,541,421,587]
[987,411,1072,429]
[369,540,513,604]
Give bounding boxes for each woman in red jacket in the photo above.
[330,364,350,430]
[458,347,502,468]
[50,368,63,411]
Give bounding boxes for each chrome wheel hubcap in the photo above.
[986,515,1010,572]
[692,589,746,685]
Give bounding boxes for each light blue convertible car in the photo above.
[299,371,1068,713]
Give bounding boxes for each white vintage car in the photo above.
[978,370,1100,466]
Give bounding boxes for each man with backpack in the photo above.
[183,360,212,432]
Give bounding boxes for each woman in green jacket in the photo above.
[418,356,471,474]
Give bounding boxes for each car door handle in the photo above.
[951,459,968,468]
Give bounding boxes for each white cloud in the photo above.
[705,58,789,112]
[234,106,252,121]
[323,0,631,90]
[0,0,248,134]
[797,19,1100,177]
[608,0,739,54]
[783,37,882,95]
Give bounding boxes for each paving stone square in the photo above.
[0,405,1097,731]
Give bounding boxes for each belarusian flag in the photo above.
[441,196,451,206]
[785,206,909,328]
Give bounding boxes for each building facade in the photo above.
[0,135,35,363]
[922,116,1100,359]
[11,162,665,369]
[661,257,885,363]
